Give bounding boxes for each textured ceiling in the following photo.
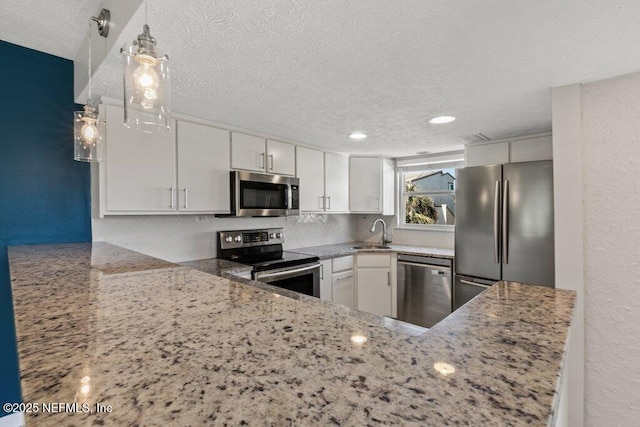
[3,0,640,156]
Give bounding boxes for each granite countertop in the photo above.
[9,242,575,426]
[289,242,455,260]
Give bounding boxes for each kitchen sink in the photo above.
[350,244,391,250]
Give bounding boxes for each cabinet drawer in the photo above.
[332,255,354,272]
[356,254,391,268]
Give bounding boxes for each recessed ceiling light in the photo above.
[349,132,367,140]
[429,116,456,124]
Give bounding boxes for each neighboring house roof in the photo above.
[409,170,455,183]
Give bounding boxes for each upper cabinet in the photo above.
[97,104,230,216]
[349,157,395,215]
[465,134,552,167]
[103,104,177,213]
[296,147,349,213]
[266,139,295,176]
[231,132,295,175]
[176,121,230,213]
[324,152,349,213]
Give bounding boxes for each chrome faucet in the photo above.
[370,219,391,246]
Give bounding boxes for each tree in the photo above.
[405,182,439,224]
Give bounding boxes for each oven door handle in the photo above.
[254,263,320,280]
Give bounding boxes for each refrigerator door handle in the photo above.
[493,180,501,264]
[502,179,509,265]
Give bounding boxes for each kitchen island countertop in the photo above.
[9,242,574,426]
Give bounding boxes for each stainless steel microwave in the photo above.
[228,171,299,217]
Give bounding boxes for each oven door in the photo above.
[253,262,320,298]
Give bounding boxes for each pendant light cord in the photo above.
[87,19,93,105]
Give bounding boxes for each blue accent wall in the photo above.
[0,40,92,415]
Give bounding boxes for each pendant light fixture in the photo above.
[74,17,106,162]
[121,0,171,133]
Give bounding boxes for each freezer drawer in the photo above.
[454,275,495,310]
[397,255,452,328]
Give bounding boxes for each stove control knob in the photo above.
[276,232,283,239]
[234,236,242,242]
[269,233,275,239]
[225,236,233,243]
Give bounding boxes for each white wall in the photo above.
[581,72,640,426]
[93,213,358,262]
[551,83,585,427]
[553,72,640,427]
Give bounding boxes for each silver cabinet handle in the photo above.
[269,154,274,171]
[260,152,265,169]
[320,264,324,280]
[326,196,331,210]
[494,180,501,264]
[335,275,353,282]
[183,188,189,209]
[169,187,175,209]
[387,271,390,286]
[320,196,326,210]
[460,279,492,288]
[502,179,509,265]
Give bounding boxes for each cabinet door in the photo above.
[332,270,355,308]
[324,152,349,212]
[356,268,392,316]
[465,142,509,167]
[349,157,381,212]
[104,104,177,212]
[319,259,332,301]
[267,139,295,176]
[177,121,230,212]
[231,132,266,172]
[296,146,325,211]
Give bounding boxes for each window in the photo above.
[396,152,464,229]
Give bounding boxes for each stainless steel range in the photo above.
[217,228,320,297]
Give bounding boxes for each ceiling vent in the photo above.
[460,133,491,143]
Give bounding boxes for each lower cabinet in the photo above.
[355,253,395,317]
[331,256,355,308]
[319,259,332,301]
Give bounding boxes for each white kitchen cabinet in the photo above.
[349,157,394,214]
[465,133,552,167]
[324,152,349,212]
[104,104,177,212]
[266,139,296,175]
[231,132,295,175]
[331,255,355,308]
[319,259,332,301]
[355,253,395,317]
[176,121,230,213]
[296,147,350,213]
[465,141,509,167]
[296,146,325,211]
[231,132,266,172]
[509,135,552,163]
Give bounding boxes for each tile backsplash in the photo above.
[92,214,358,262]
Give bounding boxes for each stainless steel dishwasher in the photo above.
[397,254,453,328]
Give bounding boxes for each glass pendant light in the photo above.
[121,0,171,133]
[74,19,105,162]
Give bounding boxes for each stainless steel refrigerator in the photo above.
[454,160,554,310]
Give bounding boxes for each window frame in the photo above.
[395,153,463,232]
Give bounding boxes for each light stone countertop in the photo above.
[289,242,455,260]
[9,242,575,426]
